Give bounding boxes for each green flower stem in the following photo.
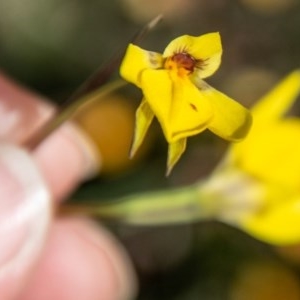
[62,183,218,226]
[61,169,263,226]
[26,79,127,149]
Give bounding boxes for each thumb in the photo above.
[0,144,51,299]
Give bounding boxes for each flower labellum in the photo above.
[120,32,252,175]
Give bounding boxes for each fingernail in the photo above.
[62,122,101,179]
[33,122,101,202]
[0,144,51,299]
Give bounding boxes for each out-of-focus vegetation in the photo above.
[1,0,300,299]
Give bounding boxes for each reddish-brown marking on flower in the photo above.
[172,52,196,73]
[189,103,198,111]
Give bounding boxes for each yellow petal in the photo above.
[252,70,300,123]
[194,80,252,141]
[163,33,222,79]
[120,43,163,87]
[166,139,187,176]
[227,70,300,171]
[141,69,213,143]
[233,119,300,191]
[130,99,154,158]
[241,196,300,245]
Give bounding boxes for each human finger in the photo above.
[0,144,51,299]
[0,73,100,202]
[19,217,137,300]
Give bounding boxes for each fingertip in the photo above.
[0,73,101,203]
[21,217,137,300]
[0,143,51,300]
[33,123,101,202]
[0,73,54,144]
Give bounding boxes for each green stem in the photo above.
[25,79,127,149]
[61,182,217,226]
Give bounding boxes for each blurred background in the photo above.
[1,0,300,299]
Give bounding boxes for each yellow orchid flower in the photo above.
[211,70,300,245]
[70,71,300,246]
[120,32,252,175]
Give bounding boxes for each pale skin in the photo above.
[0,73,136,300]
